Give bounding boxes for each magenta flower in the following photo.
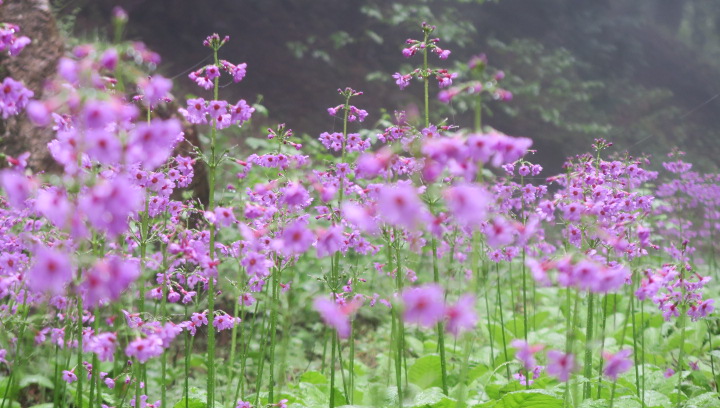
[213,314,237,332]
[0,170,32,209]
[443,184,491,227]
[280,220,314,256]
[139,75,172,107]
[315,225,344,258]
[313,296,361,339]
[511,339,544,370]
[376,184,428,230]
[62,370,77,384]
[546,350,575,382]
[125,336,163,364]
[393,72,411,90]
[27,246,73,295]
[602,349,633,380]
[402,284,446,328]
[445,294,478,337]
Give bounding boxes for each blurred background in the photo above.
[56,0,720,174]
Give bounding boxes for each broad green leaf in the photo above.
[300,371,327,385]
[19,374,54,390]
[488,390,563,408]
[684,392,720,408]
[408,355,443,389]
[412,387,456,407]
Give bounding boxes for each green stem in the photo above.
[583,292,595,399]
[596,294,609,399]
[432,236,449,394]
[77,294,84,408]
[675,272,689,408]
[496,263,510,380]
[205,44,221,408]
[268,266,280,403]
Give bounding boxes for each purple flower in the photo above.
[546,350,575,382]
[139,75,172,107]
[181,98,208,124]
[510,339,544,370]
[376,184,428,230]
[393,72,411,90]
[125,336,164,363]
[313,296,361,339]
[602,349,633,380]
[402,284,446,327]
[316,225,344,258]
[62,370,77,384]
[280,220,314,256]
[445,294,478,337]
[27,246,73,295]
[0,170,32,209]
[444,184,491,227]
[214,314,237,332]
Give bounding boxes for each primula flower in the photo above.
[510,339,544,370]
[315,226,344,258]
[62,370,77,384]
[139,75,172,107]
[313,296,362,338]
[445,294,478,337]
[0,170,33,209]
[280,220,314,256]
[443,184,491,227]
[393,72,411,90]
[27,246,73,295]
[546,350,575,382]
[125,336,164,364]
[402,284,445,327]
[376,184,428,230]
[602,349,633,380]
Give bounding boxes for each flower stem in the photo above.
[496,263,510,380]
[431,236,449,394]
[583,292,595,399]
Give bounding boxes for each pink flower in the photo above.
[402,284,446,328]
[602,349,633,380]
[27,246,73,295]
[546,350,575,382]
[313,296,361,338]
[62,370,77,383]
[445,294,478,337]
[510,339,544,370]
[393,72,411,90]
[125,336,164,363]
[0,170,33,209]
[443,184,491,227]
[376,184,428,230]
[280,220,314,256]
[315,225,344,258]
[139,75,172,107]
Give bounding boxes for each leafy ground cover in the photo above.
[0,8,718,408]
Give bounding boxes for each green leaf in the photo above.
[491,390,563,408]
[19,374,54,390]
[412,387,456,407]
[300,370,327,385]
[408,355,443,389]
[684,392,720,408]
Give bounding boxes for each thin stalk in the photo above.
[596,294,609,398]
[495,263,510,380]
[431,236,449,394]
[583,292,595,399]
[77,292,84,408]
[675,269,689,408]
[268,266,280,403]
[205,43,221,408]
[708,321,717,391]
